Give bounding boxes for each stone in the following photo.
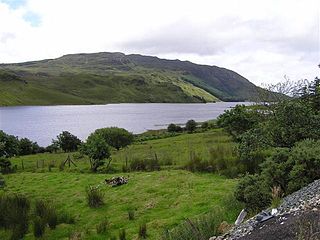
[235,209,247,225]
[105,176,128,187]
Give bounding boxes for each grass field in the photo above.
[10,129,235,173]
[1,129,241,239]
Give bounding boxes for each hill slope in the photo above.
[0,52,262,106]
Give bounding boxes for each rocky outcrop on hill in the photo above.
[211,179,320,240]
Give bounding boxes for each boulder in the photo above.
[105,176,128,187]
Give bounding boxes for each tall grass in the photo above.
[86,185,104,208]
[0,194,30,240]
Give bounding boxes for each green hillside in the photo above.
[0,52,263,106]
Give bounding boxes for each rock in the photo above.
[105,176,128,187]
[235,209,247,225]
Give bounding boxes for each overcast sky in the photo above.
[0,0,319,85]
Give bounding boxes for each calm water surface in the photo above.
[0,103,249,146]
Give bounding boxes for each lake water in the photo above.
[0,102,249,146]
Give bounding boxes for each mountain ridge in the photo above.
[0,52,265,106]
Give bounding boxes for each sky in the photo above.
[0,0,319,85]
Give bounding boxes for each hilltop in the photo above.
[0,52,264,106]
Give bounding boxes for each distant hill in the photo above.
[0,52,266,106]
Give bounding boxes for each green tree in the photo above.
[94,127,133,150]
[19,138,40,155]
[0,130,19,158]
[185,120,197,133]
[56,131,81,152]
[81,134,111,172]
[167,123,182,133]
[217,105,261,140]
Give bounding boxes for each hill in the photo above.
[0,52,264,106]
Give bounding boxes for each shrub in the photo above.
[167,124,182,133]
[234,174,271,212]
[130,158,146,171]
[96,218,109,234]
[138,223,147,239]
[287,139,320,193]
[0,158,14,174]
[33,216,45,238]
[185,151,210,172]
[119,229,126,240]
[201,121,209,129]
[47,208,58,229]
[185,120,197,133]
[86,185,104,208]
[0,130,20,158]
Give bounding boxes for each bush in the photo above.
[167,124,182,133]
[201,121,209,129]
[0,158,14,174]
[129,157,161,172]
[185,120,197,133]
[234,174,271,212]
[287,139,320,193]
[138,223,147,239]
[33,216,45,238]
[86,185,104,208]
[119,229,126,240]
[94,127,134,150]
[185,151,210,172]
[0,130,20,158]
[96,218,109,234]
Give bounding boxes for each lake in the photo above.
[0,102,249,146]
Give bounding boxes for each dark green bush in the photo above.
[0,158,14,174]
[167,123,182,133]
[185,120,197,133]
[234,174,270,212]
[86,186,104,208]
[0,173,5,187]
[201,121,209,129]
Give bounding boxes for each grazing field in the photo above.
[1,170,239,239]
[1,129,241,239]
[10,129,236,173]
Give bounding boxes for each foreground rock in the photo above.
[105,176,128,187]
[211,179,320,240]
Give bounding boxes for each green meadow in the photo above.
[1,129,241,239]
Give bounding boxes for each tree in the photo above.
[185,120,197,133]
[56,131,81,152]
[81,134,111,172]
[217,105,261,140]
[0,130,19,158]
[94,127,133,150]
[19,138,40,155]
